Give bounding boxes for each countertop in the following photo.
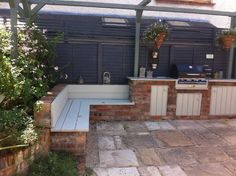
[128,77,236,83]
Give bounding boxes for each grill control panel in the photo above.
[175,78,208,90]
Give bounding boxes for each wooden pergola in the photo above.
[2,0,236,78]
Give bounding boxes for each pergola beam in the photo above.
[9,0,20,59]
[20,0,236,17]
[31,3,46,17]
[134,0,151,77]
[227,15,236,79]
[8,0,17,8]
[21,0,31,17]
[138,0,151,7]
[18,5,25,17]
[1,0,236,18]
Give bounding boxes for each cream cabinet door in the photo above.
[176,93,202,116]
[150,86,168,116]
[210,86,236,115]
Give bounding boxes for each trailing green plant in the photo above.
[218,28,236,50]
[220,28,236,37]
[27,152,78,176]
[143,22,169,41]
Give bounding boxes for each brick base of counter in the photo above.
[51,132,87,156]
[0,128,50,176]
[90,80,236,121]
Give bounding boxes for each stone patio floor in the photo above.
[86,119,236,176]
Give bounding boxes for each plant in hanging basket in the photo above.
[143,22,168,49]
[219,29,236,50]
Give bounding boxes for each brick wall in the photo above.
[51,132,87,156]
[90,80,236,121]
[0,128,50,176]
[0,83,63,176]
[34,84,66,128]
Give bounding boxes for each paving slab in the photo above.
[222,135,236,145]
[158,148,197,166]
[226,119,236,128]
[197,120,229,129]
[123,121,148,133]
[154,130,193,147]
[123,135,156,149]
[208,127,236,137]
[186,147,231,163]
[158,165,187,176]
[181,129,211,146]
[98,135,116,150]
[222,145,236,160]
[99,149,139,168]
[145,121,175,131]
[183,163,233,176]
[137,148,164,166]
[86,120,236,175]
[94,167,140,176]
[222,160,236,174]
[86,125,99,168]
[170,120,204,130]
[138,166,162,176]
[97,122,126,136]
[194,128,229,146]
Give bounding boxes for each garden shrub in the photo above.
[0,108,37,149]
[0,24,61,113]
[28,152,78,176]
[0,24,61,150]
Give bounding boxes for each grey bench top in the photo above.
[51,98,134,132]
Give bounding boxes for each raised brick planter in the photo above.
[0,128,50,176]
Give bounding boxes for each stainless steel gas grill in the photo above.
[170,64,208,90]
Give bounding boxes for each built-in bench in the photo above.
[51,85,134,132]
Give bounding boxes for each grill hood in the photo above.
[170,64,206,78]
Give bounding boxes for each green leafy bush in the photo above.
[0,24,61,113]
[28,152,78,176]
[0,24,61,150]
[0,108,37,149]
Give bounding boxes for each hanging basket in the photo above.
[221,35,235,50]
[155,32,167,49]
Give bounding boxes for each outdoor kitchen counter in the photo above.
[127,77,236,120]
[128,77,176,81]
[128,77,236,82]
[209,79,236,82]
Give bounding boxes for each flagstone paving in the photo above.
[86,120,236,176]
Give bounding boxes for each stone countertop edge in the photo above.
[127,77,236,83]
[127,77,176,81]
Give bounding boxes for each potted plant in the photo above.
[143,22,169,49]
[219,29,236,50]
